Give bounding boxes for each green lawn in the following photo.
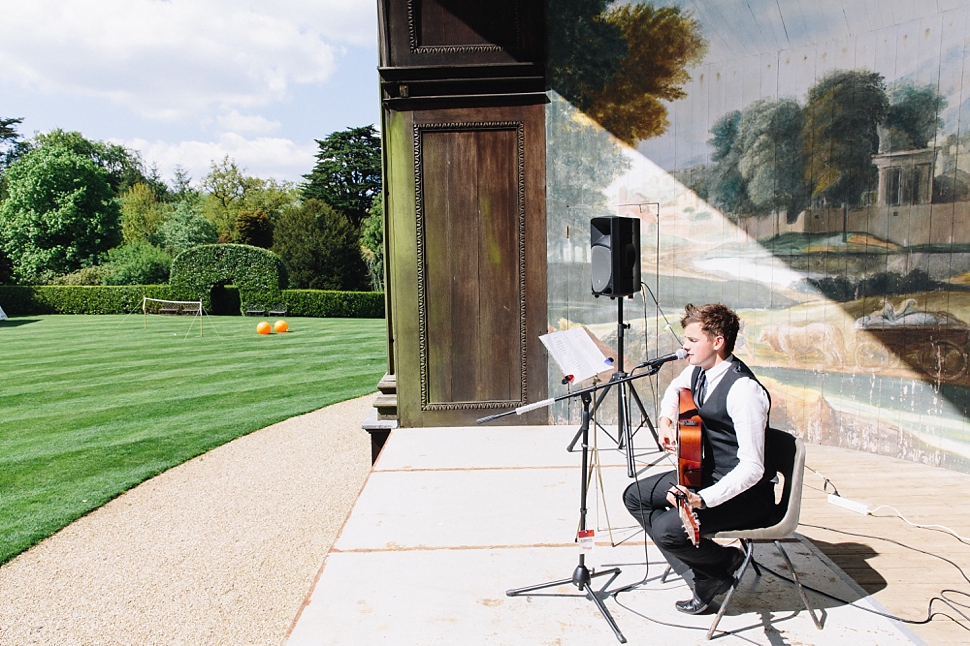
[0,314,387,565]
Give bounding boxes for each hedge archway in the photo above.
[169,244,288,314]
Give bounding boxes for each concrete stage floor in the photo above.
[285,425,935,645]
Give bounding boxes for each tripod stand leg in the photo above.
[586,571,627,644]
[567,383,615,452]
[506,565,626,644]
[628,384,663,452]
[510,392,627,643]
[506,576,575,596]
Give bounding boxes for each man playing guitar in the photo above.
[623,303,775,614]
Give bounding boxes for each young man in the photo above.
[623,303,774,614]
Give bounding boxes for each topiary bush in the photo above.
[169,244,287,314]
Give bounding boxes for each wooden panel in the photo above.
[418,124,523,409]
[414,0,519,51]
[386,104,546,427]
[380,0,542,68]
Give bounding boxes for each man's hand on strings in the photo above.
[666,484,704,509]
[658,418,676,453]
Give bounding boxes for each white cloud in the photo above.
[124,133,317,185]
[215,111,282,136]
[0,0,375,121]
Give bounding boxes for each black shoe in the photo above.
[674,577,733,615]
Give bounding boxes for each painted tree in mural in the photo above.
[738,98,807,220]
[885,81,946,151]
[548,0,706,144]
[587,4,707,144]
[802,70,889,208]
[546,95,630,225]
[706,110,748,220]
[547,0,625,114]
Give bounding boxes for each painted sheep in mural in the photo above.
[852,299,970,381]
[757,322,846,367]
[854,298,946,328]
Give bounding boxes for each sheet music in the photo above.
[539,327,613,384]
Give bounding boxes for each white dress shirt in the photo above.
[658,354,769,508]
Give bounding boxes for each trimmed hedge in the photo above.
[169,244,287,314]
[281,290,385,318]
[0,285,385,318]
[0,285,172,315]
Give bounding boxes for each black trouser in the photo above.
[623,470,773,587]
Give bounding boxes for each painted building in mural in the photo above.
[546,0,970,473]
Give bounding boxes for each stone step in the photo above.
[377,373,396,395]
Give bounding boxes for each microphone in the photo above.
[635,348,687,370]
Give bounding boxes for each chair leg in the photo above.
[775,540,823,630]
[661,565,672,583]
[706,541,755,639]
[747,540,761,577]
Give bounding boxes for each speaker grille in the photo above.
[590,245,612,293]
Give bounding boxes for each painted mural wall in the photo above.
[546,0,970,473]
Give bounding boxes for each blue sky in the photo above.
[0,0,381,186]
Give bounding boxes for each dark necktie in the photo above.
[696,370,708,407]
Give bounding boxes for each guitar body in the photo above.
[676,387,704,546]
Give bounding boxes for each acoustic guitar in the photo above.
[676,387,704,546]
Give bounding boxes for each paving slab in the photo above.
[287,425,922,645]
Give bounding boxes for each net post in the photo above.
[142,296,147,330]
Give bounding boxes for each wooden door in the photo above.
[387,105,546,426]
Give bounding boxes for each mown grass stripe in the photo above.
[0,314,387,564]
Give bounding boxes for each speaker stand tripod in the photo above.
[568,296,662,477]
[506,390,627,643]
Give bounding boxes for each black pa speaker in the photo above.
[590,216,641,297]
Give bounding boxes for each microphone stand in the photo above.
[477,366,662,645]
[566,297,660,476]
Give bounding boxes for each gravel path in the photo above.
[0,393,378,646]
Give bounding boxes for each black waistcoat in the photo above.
[690,357,771,486]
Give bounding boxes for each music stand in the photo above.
[477,367,663,644]
[568,296,662,477]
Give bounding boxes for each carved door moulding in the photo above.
[413,120,528,411]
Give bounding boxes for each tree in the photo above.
[0,117,27,200]
[885,81,946,150]
[0,117,25,166]
[119,182,166,244]
[360,197,384,291]
[201,156,261,240]
[33,129,148,193]
[235,208,274,248]
[171,164,194,197]
[156,202,218,256]
[737,98,807,219]
[0,146,121,282]
[102,241,172,285]
[0,118,22,146]
[803,70,889,208]
[272,199,370,291]
[302,126,382,229]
